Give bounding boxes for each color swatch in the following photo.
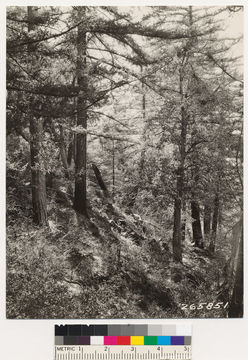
[55,324,191,346]
[55,335,191,346]
[55,324,191,337]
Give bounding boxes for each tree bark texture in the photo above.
[209,192,219,252]
[181,200,186,242]
[191,200,203,248]
[92,163,110,198]
[28,6,47,226]
[172,133,185,262]
[73,7,88,216]
[67,137,76,167]
[172,70,187,262]
[112,140,115,198]
[173,197,182,262]
[203,204,211,237]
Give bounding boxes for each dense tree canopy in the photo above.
[6,6,243,319]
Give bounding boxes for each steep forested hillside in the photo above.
[6,6,243,319]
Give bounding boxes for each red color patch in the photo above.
[117,336,131,345]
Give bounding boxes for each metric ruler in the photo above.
[54,324,192,360]
[54,345,192,360]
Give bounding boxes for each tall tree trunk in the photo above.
[112,139,115,198]
[172,125,186,261]
[172,66,187,262]
[67,136,76,167]
[228,220,243,318]
[173,196,182,262]
[28,6,47,226]
[209,192,219,252]
[181,200,186,242]
[191,200,203,248]
[203,204,211,237]
[139,65,147,178]
[190,116,203,247]
[73,7,88,216]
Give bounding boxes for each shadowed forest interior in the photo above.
[6,6,243,319]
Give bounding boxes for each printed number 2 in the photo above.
[181,304,188,310]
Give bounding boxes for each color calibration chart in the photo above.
[55,324,192,360]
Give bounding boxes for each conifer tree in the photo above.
[144,6,243,260]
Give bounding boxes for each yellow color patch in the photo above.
[131,336,144,345]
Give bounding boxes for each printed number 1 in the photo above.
[224,302,229,309]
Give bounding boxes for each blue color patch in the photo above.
[157,336,171,345]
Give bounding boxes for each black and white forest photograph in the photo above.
[6,5,243,319]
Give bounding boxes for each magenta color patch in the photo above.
[104,336,117,345]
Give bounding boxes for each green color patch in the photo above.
[144,336,157,345]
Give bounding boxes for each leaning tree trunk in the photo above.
[228,219,243,318]
[209,192,219,252]
[73,7,88,216]
[92,163,110,199]
[28,6,47,226]
[191,200,203,248]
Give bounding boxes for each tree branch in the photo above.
[207,52,243,84]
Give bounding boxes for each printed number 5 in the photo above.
[213,302,223,309]
[197,303,207,310]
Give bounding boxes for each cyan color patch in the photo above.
[157,336,171,345]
